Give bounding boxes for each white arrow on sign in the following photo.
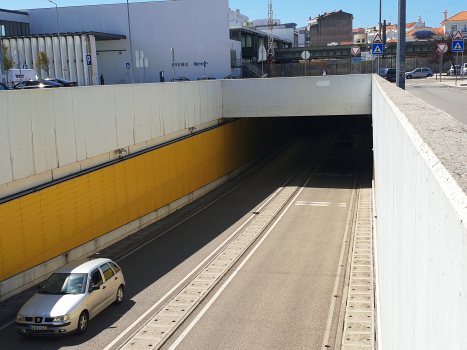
[301,51,310,60]
[437,43,448,54]
[351,47,360,56]
[373,33,383,43]
[453,30,464,40]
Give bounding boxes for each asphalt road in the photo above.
[406,78,467,125]
[0,117,373,350]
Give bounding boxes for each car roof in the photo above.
[54,258,114,274]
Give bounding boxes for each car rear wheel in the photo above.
[114,285,124,305]
[406,75,412,79]
[77,311,88,335]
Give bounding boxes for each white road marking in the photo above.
[296,201,347,207]
[168,139,335,350]
[316,173,353,177]
[105,139,319,350]
[321,166,359,349]
[0,320,14,331]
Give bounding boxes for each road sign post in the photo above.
[301,51,310,76]
[437,43,448,83]
[452,31,464,82]
[372,34,383,74]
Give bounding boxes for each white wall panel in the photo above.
[149,83,163,140]
[0,94,13,184]
[28,90,58,174]
[24,38,33,70]
[31,38,39,77]
[133,84,152,144]
[45,37,55,79]
[70,87,87,161]
[114,85,135,148]
[67,36,77,83]
[7,91,34,180]
[53,88,78,167]
[81,86,118,158]
[52,37,61,79]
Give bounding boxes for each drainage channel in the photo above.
[341,188,375,349]
[120,136,334,350]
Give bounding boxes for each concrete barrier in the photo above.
[372,75,467,350]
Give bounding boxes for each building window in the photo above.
[259,37,264,48]
[451,25,458,33]
[241,35,246,48]
[246,35,252,48]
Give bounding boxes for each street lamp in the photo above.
[48,0,64,79]
[126,0,134,83]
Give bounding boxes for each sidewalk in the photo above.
[428,74,467,88]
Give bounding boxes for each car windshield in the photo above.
[39,273,88,294]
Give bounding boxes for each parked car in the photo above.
[338,134,353,147]
[224,75,240,79]
[378,68,396,82]
[405,67,433,79]
[48,78,78,87]
[171,77,190,82]
[16,258,125,336]
[0,82,9,90]
[197,76,216,80]
[447,65,462,76]
[13,80,62,89]
[463,63,467,75]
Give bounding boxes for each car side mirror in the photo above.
[36,284,42,290]
[89,284,100,292]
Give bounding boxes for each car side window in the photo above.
[108,262,121,274]
[100,263,115,281]
[90,269,103,286]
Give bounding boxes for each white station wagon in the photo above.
[16,258,125,335]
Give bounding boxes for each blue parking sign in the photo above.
[372,43,383,56]
[452,40,464,52]
[126,62,131,69]
[86,55,92,66]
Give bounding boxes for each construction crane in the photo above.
[267,0,275,77]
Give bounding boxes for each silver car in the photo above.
[16,258,125,335]
[405,67,433,79]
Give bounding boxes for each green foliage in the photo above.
[35,51,50,76]
[2,43,15,73]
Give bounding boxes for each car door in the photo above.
[413,68,422,77]
[87,269,107,318]
[99,263,117,306]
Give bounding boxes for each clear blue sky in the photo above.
[5,0,465,29]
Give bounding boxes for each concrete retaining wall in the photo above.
[372,75,467,349]
[222,75,372,118]
[0,81,222,198]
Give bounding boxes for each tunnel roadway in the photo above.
[0,117,373,350]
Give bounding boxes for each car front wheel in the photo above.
[77,311,88,335]
[426,74,432,78]
[114,285,124,305]
[406,75,412,79]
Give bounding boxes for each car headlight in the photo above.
[53,315,72,322]
[16,314,25,322]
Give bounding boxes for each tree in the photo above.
[35,51,50,78]
[428,36,456,71]
[2,43,15,84]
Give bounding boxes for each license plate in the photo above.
[29,325,48,330]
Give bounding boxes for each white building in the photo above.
[229,8,249,27]
[253,20,298,47]
[1,0,235,85]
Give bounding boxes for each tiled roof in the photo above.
[341,41,353,45]
[433,27,445,35]
[406,22,416,28]
[387,39,397,43]
[353,28,365,33]
[406,29,415,37]
[441,11,467,24]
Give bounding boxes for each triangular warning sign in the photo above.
[373,45,382,54]
[453,42,463,51]
[351,47,360,56]
[453,31,464,40]
[373,33,383,43]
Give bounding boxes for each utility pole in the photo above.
[378,0,381,73]
[267,0,275,78]
[126,0,134,84]
[49,1,64,79]
[396,0,406,89]
[0,31,5,84]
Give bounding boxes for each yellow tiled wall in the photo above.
[0,119,285,282]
